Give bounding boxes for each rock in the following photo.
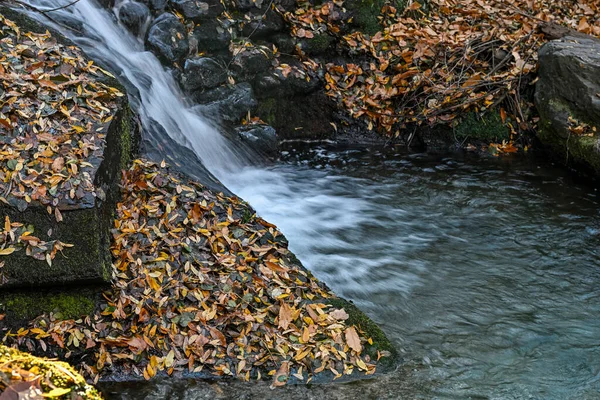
[240,10,285,38]
[191,20,231,53]
[117,1,150,36]
[297,32,335,55]
[269,33,296,54]
[0,7,139,289]
[535,35,600,175]
[146,13,189,64]
[236,124,278,156]
[253,60,321,98]
[255,91,334,139]
[169,0,223,22]
[182,57,227,92]
[192,83,257,123]
[230,47,272,80]
[140,0,168,13]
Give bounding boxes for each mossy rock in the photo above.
[454,110,510,142]
[345,0,410,35]
[0,103,135,288]
[324,297,398,370]
[0,345,102,399]
[0,289,98,322]
[0,8,139,289]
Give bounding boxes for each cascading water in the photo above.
[15,1,600,398]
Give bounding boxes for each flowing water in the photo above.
[20,1,600,398]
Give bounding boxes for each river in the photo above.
[22,1,600,398]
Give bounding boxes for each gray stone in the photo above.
[169,0,223,22]
[192,83,257,123]
[191,20,231,53]
[230,47,272,80]
[117,1,150,36]
[535,35,600,174]
[236,124,278,156]
[182,57,227,92]
[140,0,168,13]
[146,13,189,64]
[240,10,285,38]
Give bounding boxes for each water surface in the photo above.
[224,145,600,399]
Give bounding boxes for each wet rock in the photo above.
[117,1,150,36]
[535,35,600,174]
[169,0,223,22]
[182,57,227,92]
[192,83,257,123]
[146,13,189,64]
[236,124,278,156]
[230,47,272,80]
[253,60,321,98]
[191,20,231,53]
[240,10,285,38]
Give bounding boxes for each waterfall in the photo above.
[19,0,377,288]
[24,0,246,184]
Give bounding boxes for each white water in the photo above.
[27,0,383,291]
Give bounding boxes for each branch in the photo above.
[10,0,82,13]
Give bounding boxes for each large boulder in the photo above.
[0,8,138,289]
[191,82,258,123]
[146,13,189,64]
[190,20,231,53]
[117,1,151,36]
[182,57,227,92]
[236,124,278,156]
[535,35,600,174]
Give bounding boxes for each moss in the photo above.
[454,110,510,142]
[118,105,134,170]
[345,0,386,35]
[324,297,398,370]
[345,0,412,35]
[256,97,278,126]
[304,33,335,54]
[1,292,95,320]
[0,345,102,399]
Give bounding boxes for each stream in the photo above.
[22,1,600,398]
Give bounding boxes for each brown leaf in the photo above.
[278,302,293,330]
[345,326,362,353]
[51,157,64,172]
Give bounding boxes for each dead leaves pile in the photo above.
[0,344,102,400]
[284,0,600,137]
[0,14,123,213]
[5,159,384,386]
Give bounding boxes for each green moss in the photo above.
[256,97,278,126]
[324,297,398,369]
[345,0,386,35]
[304,33,334,54]
[345,0,413,35]
[119,105,133,170]
[455,110,510,142]
[0,345,103,400]
[1,292,95,320]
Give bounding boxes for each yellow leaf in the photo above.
[43,387,71,397]
[0,247,15,256]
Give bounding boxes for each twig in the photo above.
[11,0,82,14]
